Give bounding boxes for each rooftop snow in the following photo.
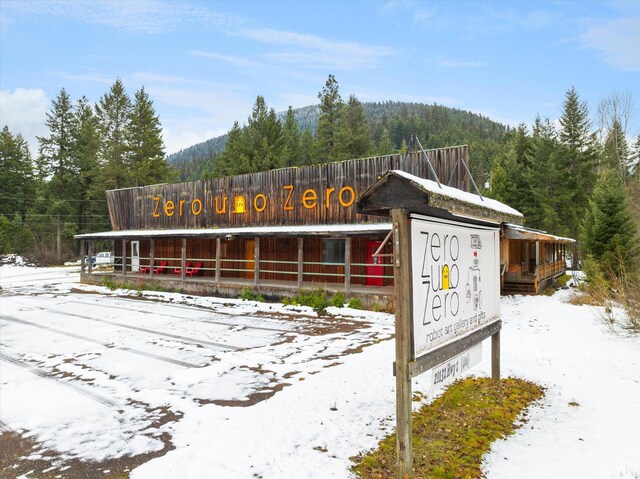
[390,170,523,218]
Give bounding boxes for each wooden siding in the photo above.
[107,147,470,231]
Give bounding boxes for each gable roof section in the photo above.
[357,170,523,225]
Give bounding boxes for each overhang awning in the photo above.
[74,223,393,240]
[503,224,575,243]
[356,170,523,225]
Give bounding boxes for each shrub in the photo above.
[348,297,364,310]
[239,287,265,302]
[329,291,345,308]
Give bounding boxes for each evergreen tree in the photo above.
[128,86,175,186]
[96,79,132,190]
[316,74,344,162]
[601,118,630,182]
[528,118,565,234]
[582,169,639,275]
[0,126,35,222]
[71,97,106,235]
[378,128,394,155]
[299,128,318,166]
[335,94,372,161]
[282,106,301,167]
[36,88,77,261]
[208,121,247,177]
[558,87,599,239]
[244,95,284,172]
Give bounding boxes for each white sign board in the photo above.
[430,343,482,391]
[411,215,500,359]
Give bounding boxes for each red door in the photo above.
[366,241,384,286]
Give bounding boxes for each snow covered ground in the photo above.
[1,263,638,478]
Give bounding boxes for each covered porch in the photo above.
[76,224,395,307]
[500,224,575,294]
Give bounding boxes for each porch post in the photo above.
[87,240,93,274]
[215,238,221,282]
[122,239,127,276]
[80,240,86,274]
[297,238,304,289]
[149,239,155,276]
[254,237,260,286]
[344,237,351,293]
[535,241,540,266]
[181,238,187,280]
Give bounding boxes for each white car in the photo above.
[94,251,112,265]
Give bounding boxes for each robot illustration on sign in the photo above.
[465,234,482,311]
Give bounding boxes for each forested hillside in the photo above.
[167,98,507,182]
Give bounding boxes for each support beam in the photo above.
[122,239,127,276]
[149,239,155,276]
[297,238,304,289]
[391,208,413,479]
[215,238,221,282]
[344,237,351,293]
[492,330,501,380]
[181,238,187,280]
[80,240,86,274]
[254,237,260,286]
[87,240,93,274]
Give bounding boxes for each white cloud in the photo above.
[234,27,394,70]
[435,58,487,68]
[0,88,50,155]
[187,50,267,70]
[580,17,640,71]
[3,0,238,35]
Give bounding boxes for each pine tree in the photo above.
[244,95,284,172]
[128,87,175,186]
[70,97,105,235]
[299,128,318,166]
[37,88,77,261]
[528,118,565,234]
[96,79,132,190]
[316,74,344,162]
[378,128,393,155]
[558,87,599,239]
[335,94,371,161]
[0,126,35,222]
[208,121,247,177]
[582,169,639,275]
[282,106,301,167]
[601,118,630,182]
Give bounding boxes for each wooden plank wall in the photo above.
[107,146,470,231]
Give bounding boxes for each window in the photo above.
[323,239,345,264]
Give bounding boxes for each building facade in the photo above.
[76,145,571,302]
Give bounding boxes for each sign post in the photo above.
[392,209,413,478]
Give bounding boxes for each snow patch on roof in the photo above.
[390,170,523,218]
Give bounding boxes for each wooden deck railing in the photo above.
[535,261,565,281]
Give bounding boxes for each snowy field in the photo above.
[1,263,639,478]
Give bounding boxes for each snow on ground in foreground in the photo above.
[1,265,639,478]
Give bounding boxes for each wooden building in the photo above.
[75,145,571,302]
[500,224,575,294]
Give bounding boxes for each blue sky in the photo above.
[1,0,639,155]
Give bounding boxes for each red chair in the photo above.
[139,265,150,274]
[185,262,202,277]
[153,260,168,275]
[173,261,190,275]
